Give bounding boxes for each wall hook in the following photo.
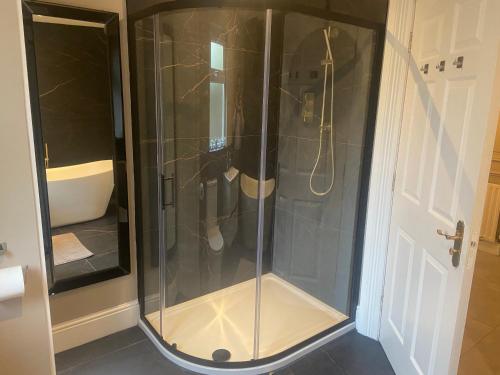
[435,60,446,72]
[453,56,464,69]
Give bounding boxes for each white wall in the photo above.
[0,1,55,374]
[44,0,138,326]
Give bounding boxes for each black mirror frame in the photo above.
[22,1,131,294]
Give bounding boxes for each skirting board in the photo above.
[52,300,139,353]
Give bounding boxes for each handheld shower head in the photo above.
[309,26,336,197]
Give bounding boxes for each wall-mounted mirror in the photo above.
[22,1,130,294]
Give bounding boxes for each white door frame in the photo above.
[358,5,500,373]
[357,0,417,339]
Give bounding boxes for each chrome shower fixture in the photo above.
[309,26,337,197]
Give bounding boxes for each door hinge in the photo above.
[391,172,396,192]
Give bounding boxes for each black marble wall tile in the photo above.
[33,22,113,168]
[133,9,283,312]
[271,13,377,314]
[133,4,382,336]
[126,0,389,25]
[160,9,268,302]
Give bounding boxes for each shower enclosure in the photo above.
[129,1,384,372]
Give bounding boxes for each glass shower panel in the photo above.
[152,8,268,362]
[134,5,381,365]
[257,12,377,358]
[134,16,162,323]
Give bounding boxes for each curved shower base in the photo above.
[140,319,355,375]
[129,1,384,373]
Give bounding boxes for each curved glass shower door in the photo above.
[258,12,377,359]
[132,4,380,367]
[134,8,268,362]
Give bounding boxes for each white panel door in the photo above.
[380,0,500,374]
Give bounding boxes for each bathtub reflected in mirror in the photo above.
[47,160,118,280]
[46,161,115,228]
[22,1,130,294]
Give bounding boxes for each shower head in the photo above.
[311,26,336,197]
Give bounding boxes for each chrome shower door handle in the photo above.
[437,220,464,268]
[161,174,175,209]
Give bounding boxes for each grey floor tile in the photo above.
[54,259,94,280]
[56,328,147,372]
[54,214,117,236]
[78,231,118,255]
[87,251,119,271]
[54,214,118,256]
[274,349,347,375]
[52,213,119,280]
[59,339,187,375]
[321,331,395,375]
[55,327,394,375]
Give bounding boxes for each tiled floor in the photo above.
[53,213,119,280]
[459,248,500,374]
[55,327,394,375]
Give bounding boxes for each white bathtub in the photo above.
[46,160,115,228]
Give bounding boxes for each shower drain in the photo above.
[212,348,231,362]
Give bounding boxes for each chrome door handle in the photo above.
[436,229,463,241]
[437,220,464,268]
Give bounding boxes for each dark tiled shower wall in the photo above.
[272,14,376,314]
[33,22,114,168]
[134,8,377,317]
[157,9,269,303]
[126,0,389,25]
[134,10,272,310]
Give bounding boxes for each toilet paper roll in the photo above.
[0,266,25,302]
